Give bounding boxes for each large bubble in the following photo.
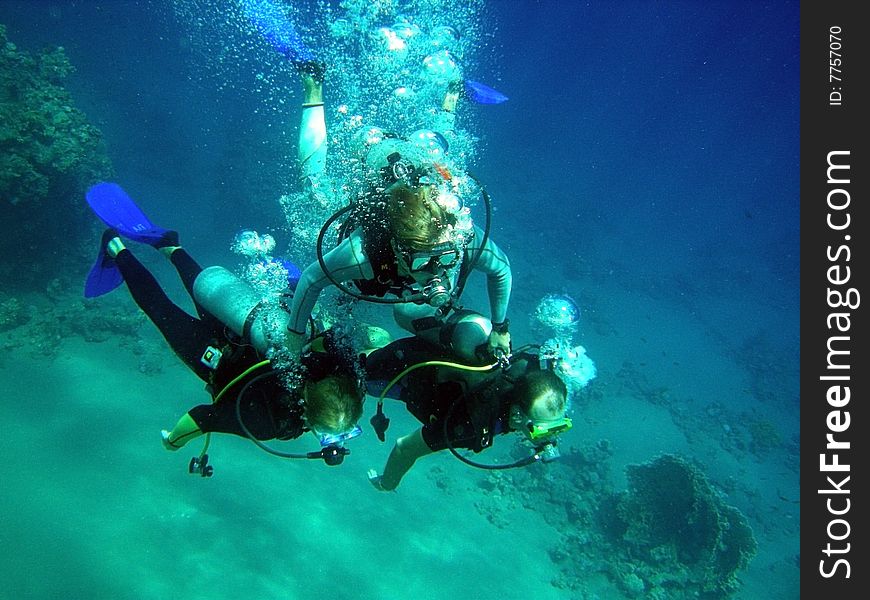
[535,293,582,334]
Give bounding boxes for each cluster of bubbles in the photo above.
[535,293,582,339]
[534,294,597,399]
[229,227,306,387]
[230,229,292,293]
[231,229,295,346]
[281,0,488,261]
[168,0,300,112]
[301,0,486,242]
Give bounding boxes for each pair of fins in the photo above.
[83,182,172,298]
[241,0,508,104]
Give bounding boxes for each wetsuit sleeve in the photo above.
[466,225,512,324]
[188,397,302,441]
[287,229,375,334]
[189,402,244,437]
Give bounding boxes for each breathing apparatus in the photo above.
[371,346,572,471]
[313,159,492,315]
[186,359,363,476]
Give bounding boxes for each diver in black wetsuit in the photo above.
[363,321,571,491]
[91,227,365,461]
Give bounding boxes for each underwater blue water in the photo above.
[0,1,799,598]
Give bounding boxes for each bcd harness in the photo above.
[456,374,514,453]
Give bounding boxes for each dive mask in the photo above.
[511,407,573,442]
[526,417,573,441]
[395,240,461,273]
[314,424,363,448]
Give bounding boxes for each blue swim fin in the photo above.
[241,0,315,62]
[84,229,123,298]
[86,182,174,245]
[465,80,509,105]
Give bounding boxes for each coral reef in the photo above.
[0,293,30,332]
[0,283,150,362]
[0,24,112,205]
[745,416,782,456]
[465,443,756,598]
[0,24,113,289]
[604,454,757,598]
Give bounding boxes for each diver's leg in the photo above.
[165,248,203,299]
[112,243,214,380]
[162,247,223,326]
[432,79,460,136]
[394,305,491,362]
[393,303,439,338]
[298,62,327,183]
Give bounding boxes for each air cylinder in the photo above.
[193,266,289,354]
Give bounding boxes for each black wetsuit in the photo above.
[115,248,344,441]
[365,337,522,452]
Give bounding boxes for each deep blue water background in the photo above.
[0,1,799,598]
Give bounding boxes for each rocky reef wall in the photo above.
[1,23,113,290]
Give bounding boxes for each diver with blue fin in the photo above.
[242,0,514,363]
[83,182,366,473]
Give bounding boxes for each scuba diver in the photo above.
[83,182,366,473]
[363,315,573,492]
[249,6,513,362]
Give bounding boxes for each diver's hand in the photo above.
[161,430,180,452]
[367,469,390,492]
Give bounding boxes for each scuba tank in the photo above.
[193,266,290,354]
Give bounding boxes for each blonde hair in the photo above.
[386,184,452,249]
[304,375,364,433]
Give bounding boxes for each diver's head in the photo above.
[303,373,365,443]
[510,369,571,442]
[387,183,455,250]
[515,369,568,421]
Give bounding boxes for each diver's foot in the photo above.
[102,228,125,258]
[146,230,180,257]
[442,78,463,112]
[297,60,326,104]
[296,59,326,85]
[150,229,179,249]
[84,228,125,298]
